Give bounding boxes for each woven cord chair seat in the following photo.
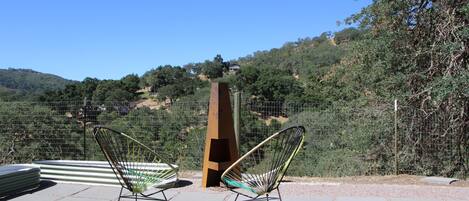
[125,165,177,193]
[222,166,283,194]
[221,125,305,200]
[93,126,178,200]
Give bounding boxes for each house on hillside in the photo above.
[228,64,241,74]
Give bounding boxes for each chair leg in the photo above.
[161,190,168,201]
[135,194,137,201]
[234,193,239,201]
[118,187,124,201]
[277,187,282,201]
[266,194,269,201]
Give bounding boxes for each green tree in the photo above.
[93,80,135,102]
[80,78,100,99]
[157,85,184,103]
[242,68,303,102]
[142,65,187,92]
[121,74,140,94]
[333,28,364,45]
[338,0,469,177]
[157,79,205,103]
[200,54,228,79]
[233,66,260,92]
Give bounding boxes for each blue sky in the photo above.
[0,0,371,81]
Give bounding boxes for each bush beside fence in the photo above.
[0,98,467,178]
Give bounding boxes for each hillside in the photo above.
[32,28,363,105]
[0,68,76,100]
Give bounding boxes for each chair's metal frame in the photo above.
[93,126,178,201]
[221,126,305,201]
[229,187,282,201]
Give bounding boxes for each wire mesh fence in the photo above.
[239,101,395,177]
[0,98,467,178]
[0,100,210,170]
[0,101,84,164]
[397,106,469,178]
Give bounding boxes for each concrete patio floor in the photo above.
[4,178,469,201]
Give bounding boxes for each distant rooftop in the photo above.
[229,64,240,71]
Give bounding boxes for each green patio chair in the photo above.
[93,126,178,201]
[221,125,305,201]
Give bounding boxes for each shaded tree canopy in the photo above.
[121,74,140,94]
[234,67,303,102]
[39,76,140,103]
[200,54,230,79]
[142,65,187,92]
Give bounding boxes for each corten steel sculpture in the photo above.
[93,126,178,201]
[221,126,305,201]
[202,82,239,187]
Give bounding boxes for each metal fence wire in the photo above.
[240,101,395,177]
[397,106,469,178]
[0,98,467,178]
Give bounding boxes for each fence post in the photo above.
[394,99,398,175]
[83,98,87,161]
[234,92,241,151]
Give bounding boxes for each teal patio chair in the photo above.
[93,126,178,201]
[221,125,305,201]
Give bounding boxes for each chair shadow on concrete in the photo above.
[173,179,193,188]
[155,179,192,201]
[1,180,57,200]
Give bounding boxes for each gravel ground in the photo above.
[184,176,469,201]
[181,171,469,187]
[285,174,469,187]
[6,174,469,201]
[179,172,469,201]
